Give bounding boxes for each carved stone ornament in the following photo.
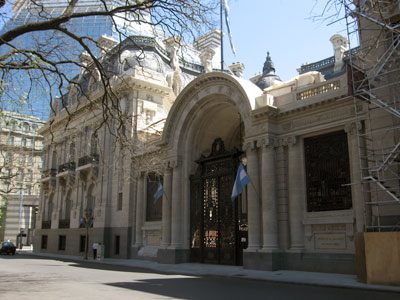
[199,48,216,73]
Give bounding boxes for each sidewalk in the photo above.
[18,248,400,293]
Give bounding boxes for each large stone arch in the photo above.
[158,72,262,260]
[162,72,262,159]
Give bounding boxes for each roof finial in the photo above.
[262,51,275,74]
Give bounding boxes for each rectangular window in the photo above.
[58,235,66,251]
[41,235,48,249]
[146,173,162,221]
[304,130,352,212]
[79,235,86,252]
[24,185,31,195]
[19,155,25,165]
[7,136,14,145]
[17,168,23,181]
[114,235,120,255]
[117,192,123,211]
[5,152,12,164]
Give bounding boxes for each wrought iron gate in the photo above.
[190,138,248,265]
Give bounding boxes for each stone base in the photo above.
[157,248,190,264]
[243,250,355,274]
[282,252,355,274]
[243,250,282,271]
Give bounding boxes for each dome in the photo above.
[256,52,282,90]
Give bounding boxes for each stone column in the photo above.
[260,138,279,250]
[161,165,173,247]
[170,160,183,248]
[135,173,144,247]
[287,137,305,251]
[345,122,366,232]
[246,142,261,250]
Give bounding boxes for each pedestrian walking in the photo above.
[92,242,98,260]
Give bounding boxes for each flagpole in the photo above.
[220,0,224,71]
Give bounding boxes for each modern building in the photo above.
[0,111,45,246]
[0,0,159,118]
[34,2,400,276]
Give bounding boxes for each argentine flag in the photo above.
[153,181,164,204]
[222,0,236,55]
[231,163,250,200]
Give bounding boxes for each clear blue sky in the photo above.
[222,0,353,81]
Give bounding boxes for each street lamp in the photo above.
[82,208,93,260]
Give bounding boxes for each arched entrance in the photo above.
[189,138,248,265]
[159,72,261,264]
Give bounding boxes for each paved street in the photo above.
[0,254,399,300]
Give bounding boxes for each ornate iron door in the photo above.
[190,138,247,265]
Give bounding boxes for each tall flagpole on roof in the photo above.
[220,0,236,72]
[220,0,224,71]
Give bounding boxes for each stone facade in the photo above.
[34,23,398,275]
[0,111,45,245]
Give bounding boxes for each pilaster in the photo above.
[259,137,279,251]
[161,163,173,247]
[345,122,366,233]
[287,136,305,251]
[170,159,183,248]
[135,172,144,247]
[244,141,261,251]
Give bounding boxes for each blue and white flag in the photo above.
[231,163,250,200]
[154,181,164,204]
[222,0,236,55]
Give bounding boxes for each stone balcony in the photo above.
[41,220,51,229]
[56,162,76,184]
[58,219,70,229]
[40,168,57,184]
[58,162,76,173]
[77,154,99,169]
[76,154,99,180]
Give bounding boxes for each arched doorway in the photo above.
[190,138,248,265]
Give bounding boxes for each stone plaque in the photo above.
[146,230,161,246]
[315,233,346,250]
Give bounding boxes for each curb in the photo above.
[18,251,400,293]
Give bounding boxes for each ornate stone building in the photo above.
[34,19,398,274]
[0,111,45,245]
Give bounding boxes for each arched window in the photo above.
[69,143,75,162]
[65,191,72,220]
[22,122,30,132]
[86,184,95,211]
[90,134,97,155]
[51,151,57,169]
[146,172,162,221]
[47,195,54,221]
[17,168,23,181]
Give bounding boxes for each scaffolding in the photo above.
[344,0,400,232]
